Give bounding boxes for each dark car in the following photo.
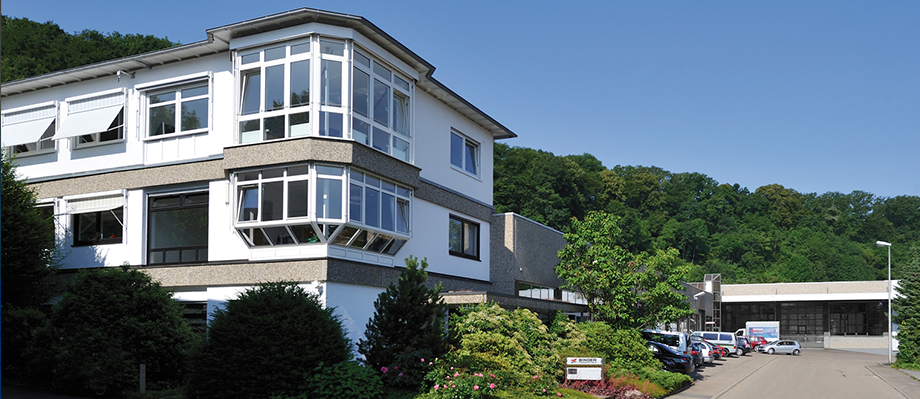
[736,336,752,355]
[648,341,693,374]
[689,342,704,367]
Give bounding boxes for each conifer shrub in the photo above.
[187,282,351,399]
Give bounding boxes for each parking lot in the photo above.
[671,349,920,399]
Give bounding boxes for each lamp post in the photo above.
[876,240,892,365]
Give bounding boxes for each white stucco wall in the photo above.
[325,282,386,350]
[398,199,490,281]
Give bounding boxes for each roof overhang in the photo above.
[2,7,516,140]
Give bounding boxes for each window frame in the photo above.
[448,214,480,260]
[351,48,412,162]
[146,191,209,265]
[450,131,480,178]
[143,80,211,140]
[72,207,124,246]
[1,103,58,156]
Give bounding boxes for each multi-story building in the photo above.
[1,8,586,341]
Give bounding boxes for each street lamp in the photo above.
[876,240,892,365]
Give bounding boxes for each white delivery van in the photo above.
[691,331,742,356]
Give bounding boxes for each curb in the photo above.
[866,364,912,399]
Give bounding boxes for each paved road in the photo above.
[672,349,920,399]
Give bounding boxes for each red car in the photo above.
[748,336,769,352]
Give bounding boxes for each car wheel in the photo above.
[768,348,775,354]
[736,348,743,356]
[793,349,800,356]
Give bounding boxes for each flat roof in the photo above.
[721,280,900,303]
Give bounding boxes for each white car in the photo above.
[762,340,802,355]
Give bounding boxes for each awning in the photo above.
[67,195,124,214]
[1,117,55,147]
[55,105,123,140]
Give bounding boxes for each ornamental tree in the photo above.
[556,211,694,329]
[358,256,446,390]
[894,244,920,369]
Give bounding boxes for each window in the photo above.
[67,195,124,246]
[518,282,556,300]
[450,132,479,177]
[148,192,209,264]
[147,83,209,137]
[232,164,411,254]
[57,92,125,147]
[352,49,411,162]
[1,105,56,155]
[448,215,479,260]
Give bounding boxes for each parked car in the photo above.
[762,340,802,355]
[691,338,716,364]
[692,330,742,356]
[643,330,690,357]
[748,335,768,352]
[737,336,752,355]
[718,345,729,357]
[699,339,720,361]
[689,342,703,367]
[648,341,694,374]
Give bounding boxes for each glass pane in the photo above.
[261,182,283,221]
[396,198,409,234]
[100,208,123,241]
[185,193,210,204]
[373,79,389,125]
[264,226,295,245]
[290,224,320,244]
[365,188,380,227]
[320,40,344,56]
[239,120,260,144]
[149,251,164,264]
[366,176,380,188]
[349,183,363,222]
[331,226,360,246]
[152,196,182,208]
[352,117,369,145]
[373,63,391,80]
[464,222,479,256]
[291,42,310,55]
[241,52,259,64]
[354,51,370,68]
[289,112,310,137]
[76,213,97,243]
[165,250,180,263]
[384,238,406,255]
[150,207,208,248]
[250,228,271,246]
[372,127,389,153]
[395,76,410,91]
[319,112,342,137]
[316,165,342,176]
[149,104,175,136]
[265,64,285,111]
[381,192,395,232]
[264,46,285,61]
[353,68,370,117]
[290,60,310,108]
[288,180,308,218]
[264,115,285,141]
[181,98,208,131]
[150,91,175,104]
[241,70,261,115]
[450,133,463,168]
[288,165,309,176]
[262,168,283,179]
[367,235,391,253]
[182,85,208,98]
[381,181,395,193]
[393,91,409,136]
[181,249,198,262]
[315,178,342,219]
[464,142,478,175]
[393,137,409,162]
[448,218,463,253]
[238,186,259,221]
[321,60,342,106]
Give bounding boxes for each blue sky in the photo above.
[4,0,918,198]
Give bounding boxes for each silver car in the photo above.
[763,340,801,355]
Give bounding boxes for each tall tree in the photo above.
[556,211,693,329]
[893,244,920,368]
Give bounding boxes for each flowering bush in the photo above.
[423,365,506,399]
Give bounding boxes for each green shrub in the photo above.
[359,256,446,390]
[29,266,196,394]
[275,361,384,399]
[187,282,351,399]
[630,367,692,392]
[575,323,660,372]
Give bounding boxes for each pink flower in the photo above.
[490,374,495,378]
[381,367,389,373]
[558,393,563,397]
[394,366,399,370]
[421,358,425,362]
[542,388,546,393]
[429,362,433,365]
[454,372,459,377]
[489,383,496,389]
[399,373,403,377]
[446,376,451,380]
[474,385,479,390]
[451,385,456,388]
[434,384,440,391]
[533,375,539,380]
[450,366,454,370]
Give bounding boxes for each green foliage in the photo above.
[359,256,447,390]
[627,367,692,392]
[187,282,351,399]
[556,211,693,328]
[494,144,920,284]
[29,266,197,393]
[894,244,920,368]
[1,154,60,377]
[574,324,660,372]
[1,15,178,82]
[275,361,384,399]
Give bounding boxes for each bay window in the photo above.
[352,49,412,162]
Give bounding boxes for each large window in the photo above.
[450,131,479,177]
[1,105,56,156]
[147,83,209,137]
[56,92,125,147]
[233,163,410,254]
[448,215,479,260]
[148,192,209,264]
[352,49,411,162]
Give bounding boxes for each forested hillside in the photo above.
[1,15,177,83]
[494,143,920,284]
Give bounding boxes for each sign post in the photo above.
[565,357,603,381]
